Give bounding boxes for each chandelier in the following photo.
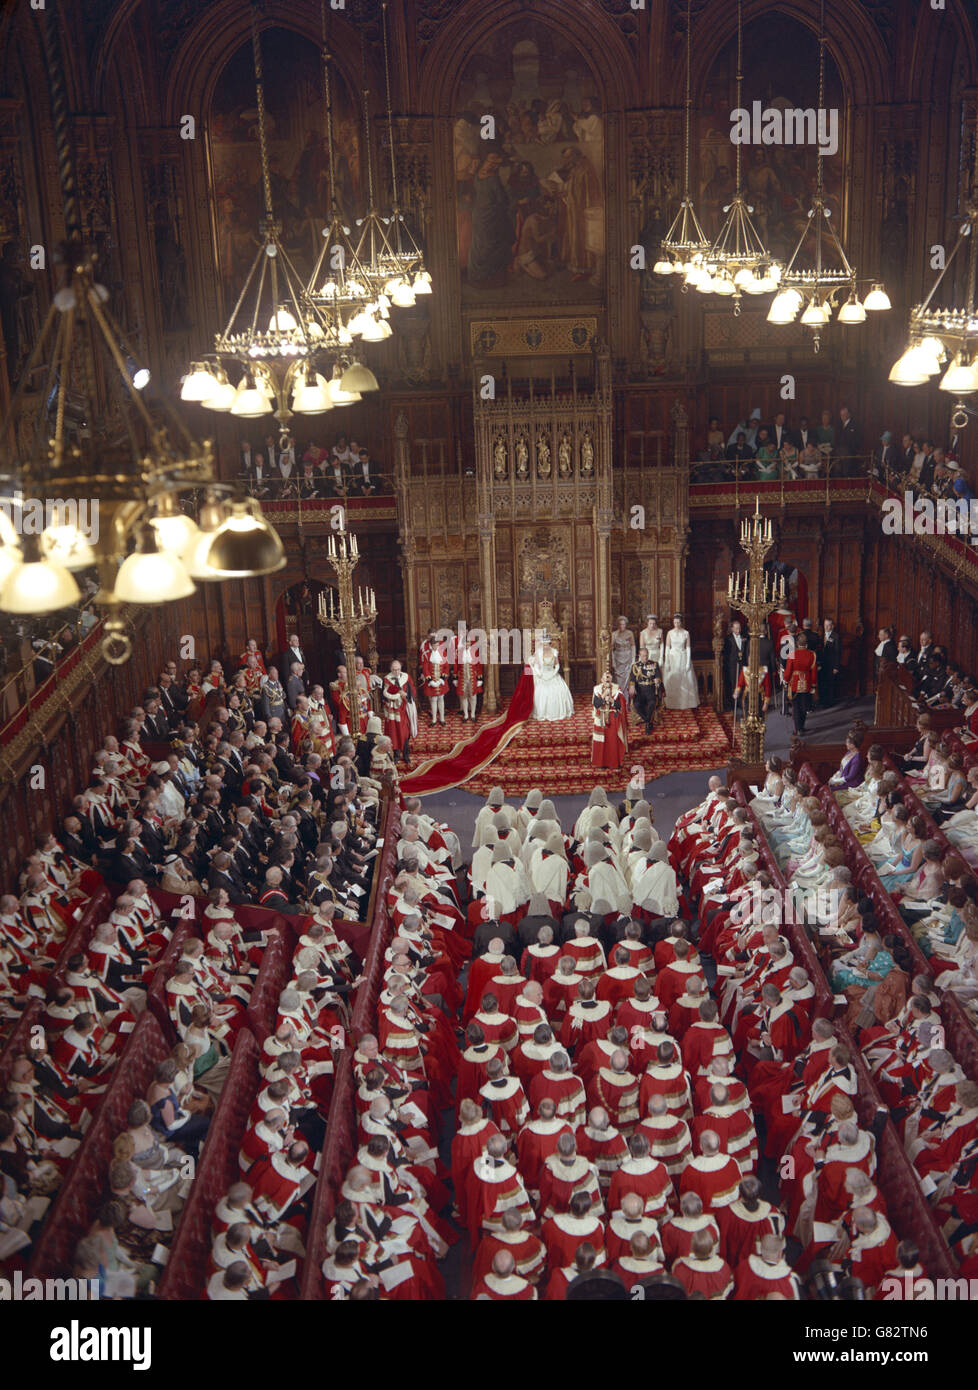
[693,0,782,310]
[182,1,375,436]
[305,0,386,382]
[653,0,711,278]
[0,5,284,663]
[349,3,432,313]
[889,105,978,412]
[766,0,889,349]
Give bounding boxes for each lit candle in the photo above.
[352,533,358,556]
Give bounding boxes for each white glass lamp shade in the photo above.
[115,547,194,604]
[149,509,201,558]
[863,284,891,312]
[231,380,273,418]
[201,372,236,411]
[939,358,978,394]
[837,297,866,324]
[888,346,932,385]
[39,517,96,570]
[181,363,218,402]
[340,360,379,393]
[0,556,80,613]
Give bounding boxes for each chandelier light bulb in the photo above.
[713,275,736,297]
[888,345,933,385]
[39,510,96,571]
[837,296,866,324]
[939,357,978,394]
[115,543,195,604]
[863,283,891,312]
[653,258,674,275]
[149,507,201,558]
[200,370,236,412]
[412,270,432,295]
[268,307,298,333]
[292,371,332,414]
[0,551,80,614]
[231,376,273,418]
[181,363,220,402]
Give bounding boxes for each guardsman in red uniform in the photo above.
[733,664,772,715]
[420,630,450,726]
[454,631,484,723]
[783,632,817,735]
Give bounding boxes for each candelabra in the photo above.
[316,528,376,739]
[727,500,785,762]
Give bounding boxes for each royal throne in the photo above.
[536,597,571,686]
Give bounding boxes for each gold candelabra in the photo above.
[316,527,376,739]
[727,499,785,762]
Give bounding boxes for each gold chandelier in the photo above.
[182,0,374,435]
[889,103,978,413]
[349,3,432,312]
[0,5,284,663]
[653,0,711,277]
[766,0,889,349]
[692,0,782,310]
[305,0,385,387]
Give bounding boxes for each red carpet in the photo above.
[400,672,535,796]
[405,680,733,796]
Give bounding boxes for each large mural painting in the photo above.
[454,21,605,305]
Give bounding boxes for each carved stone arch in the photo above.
[686,0,891,110]
[157,0,377,129]
[417,0,642,115]
[905,5,978,103]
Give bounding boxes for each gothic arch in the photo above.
[686,0,891,110]
[418,0,641,115]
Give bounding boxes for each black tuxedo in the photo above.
[796,426,815,451]
[63,826,97,863]
[918,455,937,491]
[111,851,156,886]
[207,866,249,905]
[769,423,792,452]
[838,415,860,453]
[280,647,306,679]
[819,630,842,705]
[141,711,170,742]
[722,631,748,701]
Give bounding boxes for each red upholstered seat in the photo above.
[28,1012,172,1280]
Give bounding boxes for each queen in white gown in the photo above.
[530,639,574,721]
[662,614,699,710]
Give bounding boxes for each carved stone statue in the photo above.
[515,434,529,479]
[493,434,508,479]
[536,434,552,479]
[580,431,594,475]
[558,433,572,477]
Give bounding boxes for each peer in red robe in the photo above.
[591,674,628,769]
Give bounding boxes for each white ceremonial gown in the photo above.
[530,647,574,722]
[662,628,699,710]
